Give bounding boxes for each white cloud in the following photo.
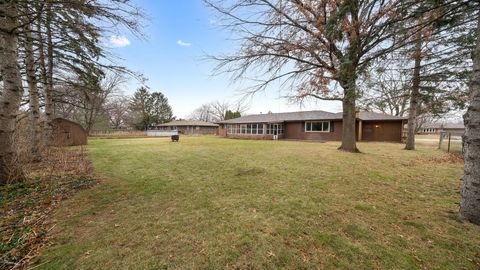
[177,40,192,47]
[209,19,217,25]
[109,35,131,47]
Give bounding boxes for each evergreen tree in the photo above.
[130,87,153,130]
[150,92,174,124]
[224,110,241,120]
[129,88,174,129]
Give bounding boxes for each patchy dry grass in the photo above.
[32,137,479,269]
[1,147,96,269]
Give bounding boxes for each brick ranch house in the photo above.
[217,110,407,142]
[155,120,219,135]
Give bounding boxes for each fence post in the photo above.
[447,133,451,153]
[438,132,444,149]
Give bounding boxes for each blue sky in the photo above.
[107,0,341,118]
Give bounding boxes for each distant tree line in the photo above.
[55,82,174,132]
[188,100,248,122]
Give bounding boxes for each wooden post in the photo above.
[447,133,451,153]
[438,132,444,149]
[358,120,363,141]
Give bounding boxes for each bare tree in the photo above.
[106,95,130,129]
[189,103,215,122]
[54,71,126,133]
[358,58,411,117]
[189,100,249,122]
[209,101,230,121]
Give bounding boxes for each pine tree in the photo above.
[150,92,174,124]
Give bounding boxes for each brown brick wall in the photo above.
[218,125,227,136]
[283,121,343,141]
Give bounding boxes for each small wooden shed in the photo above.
[51,118,87,146]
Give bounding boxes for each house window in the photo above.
[258,124,264,135]
[305,121,330,132]
[266,124,283,135]
[227,123,264,135]
[240,124,247,134]
[227,124,238,134]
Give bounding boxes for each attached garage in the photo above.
[359,121,403,142]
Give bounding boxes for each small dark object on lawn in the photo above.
[171,135,179,142]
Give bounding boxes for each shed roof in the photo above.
[157,120,219,127]
[52,117,87,132]
[218,110,406,124]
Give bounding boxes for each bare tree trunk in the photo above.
[339,62,359,153]
[460,14,480,225]
[340,93,358,152]
[0,2,24,184]
[41,5,54,145]
[24,23,41,161]
[405,35,422,150]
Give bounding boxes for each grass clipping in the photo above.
[0,146,97,269]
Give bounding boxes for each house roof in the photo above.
[218,110,406,124]
[422,122,442,129]
[157,120,219,127]
[422,122,465,129]
[358,111,407,121]
[443,123,465,129]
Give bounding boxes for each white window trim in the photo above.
[305,121,330,133]
[266,123,283,135]
[227,123,265,135]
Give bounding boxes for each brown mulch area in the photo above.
[401,153,464,167]
[423,153,464,164]
[1,147,97,270]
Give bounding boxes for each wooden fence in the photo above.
[89,129,147,137]
[146,130,178,137]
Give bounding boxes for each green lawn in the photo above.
[33,137,479,269]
